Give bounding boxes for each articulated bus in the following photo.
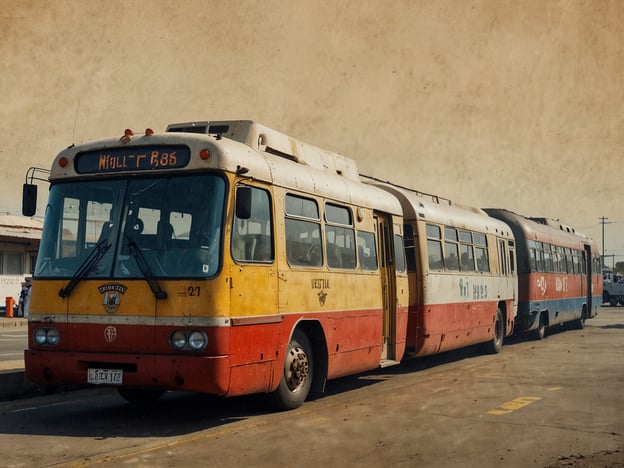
[21,120,593,409]
[485,209,601,339]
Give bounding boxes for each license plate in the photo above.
[88,368,123,385]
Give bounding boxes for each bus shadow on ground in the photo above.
[318,341,507,400]
[0,339,523,439]
[319,323,593,400]
[596,323,624,330]
[0,387,281,438]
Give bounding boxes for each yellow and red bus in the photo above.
[23,121,410,409]
[23,120,518,409]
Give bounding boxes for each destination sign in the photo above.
[75,145,190,174]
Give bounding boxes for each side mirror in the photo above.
[235,186,252,220]
[22,184,37,217]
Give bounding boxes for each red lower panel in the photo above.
[327,346,382,380]
[25,307,394,397]
[25,350,233,395]
[49,323,232,356]
[406,301,501,357]
[395,305,408,359]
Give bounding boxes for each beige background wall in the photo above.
[1,0,622,255]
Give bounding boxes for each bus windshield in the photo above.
[35,174,227,280]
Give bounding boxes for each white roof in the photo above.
[50,121,403,215]
[369,181,514,239]
[0,215,43,240]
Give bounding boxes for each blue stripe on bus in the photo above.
[516,295,601,331]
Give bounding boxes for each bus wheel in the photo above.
[534,313,546,340]
[484,308,504,354]
[118,387,166,405]
[269,329,314,411]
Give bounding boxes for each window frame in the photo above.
[324,203,356,270]
[231,186,274,264]
[285,194,323,268]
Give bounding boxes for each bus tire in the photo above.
[573,307,587,330]
[484,307,504,354]
[118,387,166,405]
[268,329,314,411]
[533,313,546,340]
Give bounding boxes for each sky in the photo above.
[1,0,623,260]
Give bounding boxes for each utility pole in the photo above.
[600,216,609,268]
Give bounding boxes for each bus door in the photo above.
[508,239,518,322]
[229,185,278,321]
[583,244,592,313]
[375,212,397,364]
[498,238,517,332]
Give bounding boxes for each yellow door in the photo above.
[375,212,397,363]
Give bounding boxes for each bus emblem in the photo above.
[104,326,117,343]
[98,283,128,314]
[318,290,327,306]
[103,292,121,313]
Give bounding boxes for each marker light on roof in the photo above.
[199,149,210,160]
[120,128,133,143]
[145,128,154,135]
[58,157,68,168]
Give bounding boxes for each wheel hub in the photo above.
[284,345,309,391]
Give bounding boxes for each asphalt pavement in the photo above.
[0,317,32,400]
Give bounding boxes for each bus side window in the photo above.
[508,240,515,274]
[325,203,356,270]
[393,234,406,273]
[473,232,490,272]
[285,219,322,267]
[459,230,475,272]
[232,187,274,263]
[426,224,443,270]
[284,194,322,267]
[444,227,460,271]
[498,239,507,274]
[357,231,378,271]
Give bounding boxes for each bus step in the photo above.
[380,359,400,368]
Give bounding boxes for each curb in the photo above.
[0,318,28,328]
[1,319,31,400]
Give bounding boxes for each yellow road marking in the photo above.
[547,387,561,391]
[486,396,542,415]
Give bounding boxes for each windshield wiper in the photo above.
[127,237,168,300]
[59,239,111,298]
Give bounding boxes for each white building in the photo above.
[0,215,42,307]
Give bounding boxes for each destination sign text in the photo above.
[75,145,191,174]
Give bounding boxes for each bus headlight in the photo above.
[188,331,207,351]
[33,327,60,346]
[33,328,47,345]
[169,330,208,351]
[170,330,187,350]
[46,328,60,345]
